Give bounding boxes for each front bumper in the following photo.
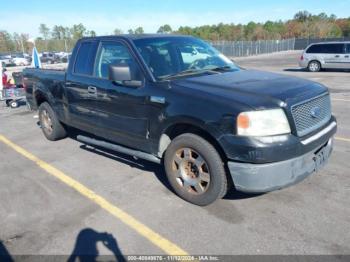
[228,135,334,193]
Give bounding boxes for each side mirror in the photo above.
[108,63,143,88]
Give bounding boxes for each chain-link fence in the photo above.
[2,37,298,58]
[211,38,296,57]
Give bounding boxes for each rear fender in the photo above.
[34,83,55,109]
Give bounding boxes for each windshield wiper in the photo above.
[160,66,235,81]
[160,69,207,80]
[207,65,234,72]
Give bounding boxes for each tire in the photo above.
[164,133,227,206]
[10,100,18,108]
[38,102,67,141]
[308,61,321,72]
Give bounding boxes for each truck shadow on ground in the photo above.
[223,190,263,200]
[16,123,262,203]
[78,143,262,201]
[66,126,262,201]
[79,144,173,194]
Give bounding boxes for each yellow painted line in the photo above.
[332,98,350,102]
[335,136,350,143]
[0,134,188,256]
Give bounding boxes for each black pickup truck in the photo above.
[24,35,337,205]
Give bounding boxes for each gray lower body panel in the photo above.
[228,138,333,193]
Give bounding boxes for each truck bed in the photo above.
[23,68,66,110]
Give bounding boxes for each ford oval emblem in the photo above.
[310,106,321,118]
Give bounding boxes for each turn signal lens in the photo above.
[237,113,250,129]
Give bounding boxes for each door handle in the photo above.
[335,55,340,58]
[345,55,349,58]
[87,86,97,95]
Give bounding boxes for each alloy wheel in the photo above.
[41,109,53,134]
[309,62,320,72]
[172,148,211,195]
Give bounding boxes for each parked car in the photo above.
[24,35,337,205]
[60,53,72,63]
[23,53,32,63]
[10,54,30,66]
[40,52,60,64]
[0,55,13,66]
[299,42,350,72]
[55,51,69,58]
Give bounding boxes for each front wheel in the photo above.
[164,133,228,206]
[39,102,67,141]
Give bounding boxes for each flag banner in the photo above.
[31,46,42,68]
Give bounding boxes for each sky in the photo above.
[1,0,350,37]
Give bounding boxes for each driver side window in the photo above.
[94,41,136,79]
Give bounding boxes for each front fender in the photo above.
[155,115,226,157]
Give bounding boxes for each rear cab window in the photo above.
[74,41,98,75]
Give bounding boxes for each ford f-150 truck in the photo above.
[24,35,337,205]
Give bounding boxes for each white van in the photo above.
[299,42,350,72]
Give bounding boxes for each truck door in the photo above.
[90,40,154,152]
[65,40,101,134]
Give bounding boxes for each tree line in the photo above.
[1,11,350,53]
[178,11,350,41]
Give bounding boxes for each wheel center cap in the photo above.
[181,161,199,182]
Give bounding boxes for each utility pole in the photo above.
[20,38,25,54]
[64,39,68,53]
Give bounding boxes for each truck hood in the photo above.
[172,70,328,109]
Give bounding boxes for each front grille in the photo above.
[291,94,331,137]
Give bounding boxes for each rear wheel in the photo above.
[39,102,67,141]
[308,61,321,72]
[164,133,227,206]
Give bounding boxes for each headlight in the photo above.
[237,109,291,136]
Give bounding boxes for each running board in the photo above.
[77,135,161,164]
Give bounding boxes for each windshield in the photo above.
[133,36,240,80]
